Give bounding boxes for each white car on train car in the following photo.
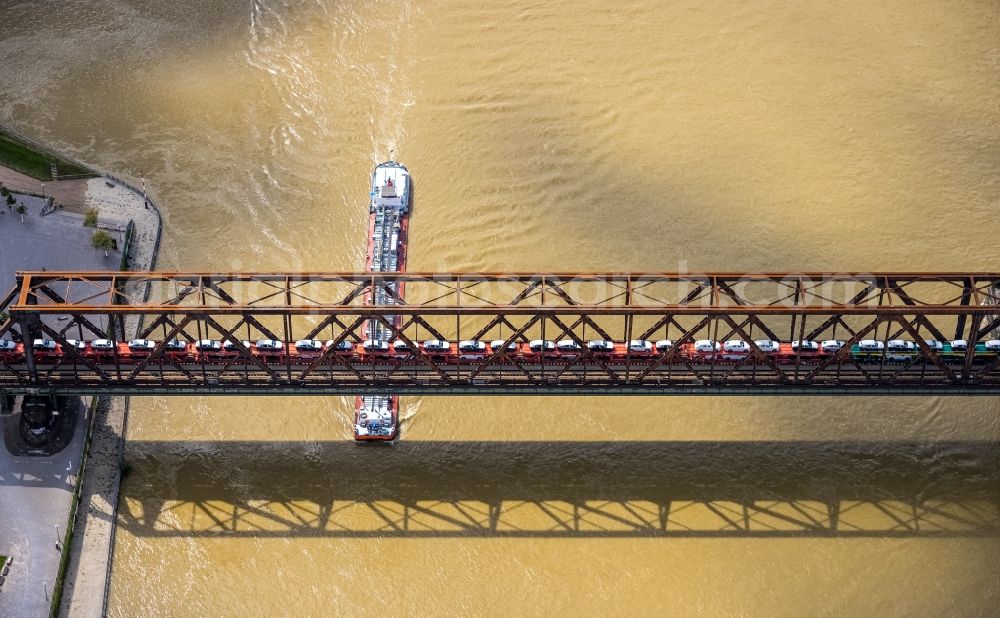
[327,339,354,352]
[754,340,781,354]
[628,340,653,353]
[528,340,555,353]
[423,339,451,353]
[721,340,750,360]
[556,340,581,352]
[164,339,188,352]
[295,339,323,353]
[587,340,615,353]
[886,340,916,362]
[820,340,846,353]
[92,339,115,352]
[363,339,390,353]
[459,340,487,353]
[256,339,284,353]
[128,339,157,353]
[694,340,721,354]
[858,340,884,351]
[655,340,674,352]
[791,339,819,352]
[0,340,17,352]
[196,339,222,352]
[490,339,518,352]
[458,340,487,360]
[723,340,750,353]
[222,339,250,351]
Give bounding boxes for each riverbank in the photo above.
[55,397,129,618]
[56,173,162,617]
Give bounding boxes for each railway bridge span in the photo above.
[2,271,1000,405]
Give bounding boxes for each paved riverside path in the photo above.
[0,189,124,296]
[0,166,90,213]
[58,397,126,617]
[0,403,86,617]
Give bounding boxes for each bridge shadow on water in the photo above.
[117,440,1000,539]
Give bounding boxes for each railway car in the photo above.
[2,333,999,369]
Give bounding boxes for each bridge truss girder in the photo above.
[2,271,1000,395]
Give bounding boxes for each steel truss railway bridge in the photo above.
[2,271,1000,399]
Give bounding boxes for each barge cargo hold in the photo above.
[355,160,410,441]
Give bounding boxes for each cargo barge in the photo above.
[355,160,410,441]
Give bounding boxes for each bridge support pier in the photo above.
[3,394,79,456]
[21,394,59,434]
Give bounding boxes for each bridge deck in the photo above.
[2,271,999,396]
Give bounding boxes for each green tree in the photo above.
[15,203,26,223]
[4,194,13,207]
[0,185,8,197]
[91,229,114,257]
[83,207,98,227]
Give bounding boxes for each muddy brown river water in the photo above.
[1,0,998,615]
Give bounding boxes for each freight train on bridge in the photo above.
[4,334,1000,376]
[3,271,1000,398]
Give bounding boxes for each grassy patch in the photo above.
[0,555,6,570]
[0,129,94,180]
